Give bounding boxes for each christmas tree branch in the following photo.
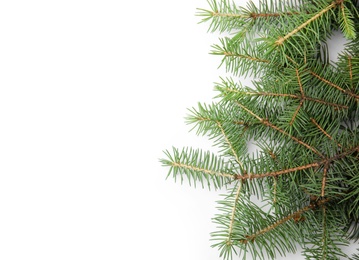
[240,203,317,244]
[217,121,244,168]
[211,38,272,76]
[304,97,348,110]
[310,70,359,100]
[310,118,342,148]
[234,145,359,181]
[348,55,354,91]
[221,51,270,64]
[236,162,320,180]
[223,87,297,98]
[236,101,324,157]
[194,115,248,127]
[261,119,324,157]
[170,161,234,179]
[338,2,356,39]
[321,164,329,197]
[272,176,278,204]
[249,11,301,19]
[210,10,302,19]
[297,68,305,99]
[220,81,348,110]
[197,0,309,34]
[228,183,243,242]
[275,2,337,46]
[210,12,249,19]
[320,206,328,259]
[162,148,237,189]
[290,101,304,125]
[289,69,305,125]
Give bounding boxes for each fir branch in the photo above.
[297,68,305,99]
[161,148,236,189]
[289,69,305,125]
[303,201,349,259]
[338,2,356,39]
[272,176,277,204]
[211,38,271,77]
[236,162,321,180]
[210,12,249,19]
[348,55,354,91]
[222,87,298,99]
[234,101,263,122]
[170,161,234,179]
[321,164,329,197]
[186,103,250,166]
[240,203,316,244]
[249,11,301,19]
[209,9,302,20]
[304,96,348,110]
[275,2,337,46]
[310,70,359,100]
[320,206,328,259]
[221,51,270,64]
[217,121,244,169]
[235,101,325,157]
[228,183,243,242]
[310,118,342,148]
[218,78,349,110]
[197,0,310,34]
[289,101,304,126]
[261,119,324,158]
[234,145,359,181]
[196,0,246,33]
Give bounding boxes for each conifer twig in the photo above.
[222,51,270,64]
[236,162,320,180]
[310,118,342,148]
[275,2,337,46]
[310,71,359,100]
[304,97,348,110]
[234,145,359,180]
[290,69,305,125]
[348,55,354,91]
[170,161,235,179]
[224,86,348,110]
[236,101,324,157]
[240,203,317,244]
[217,121,244,168]
[228,182,243,243]
[321,164,329,197]
[261,119,324,157]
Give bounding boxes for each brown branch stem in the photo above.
[310,71,359,100]
[171,162,235,179]
[222,51,270,63]
[321,163,329,197]
[241,204,315,243]
[217,121,244,168]
[310,118,342,147]
[234,145,359,181]
[241,198,330,244]
[275,3,336,45]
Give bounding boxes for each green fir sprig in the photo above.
[161,0,359,259]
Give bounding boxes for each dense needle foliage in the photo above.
[161,0,359,259]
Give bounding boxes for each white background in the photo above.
[0,0,356,259]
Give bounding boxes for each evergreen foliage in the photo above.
[161,0,359,259]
